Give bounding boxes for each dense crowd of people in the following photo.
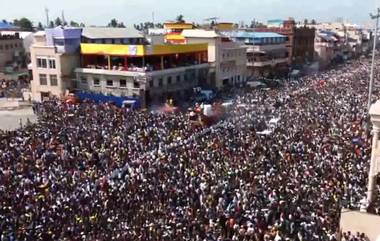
[0,57,380,240]
[0,78,29,99]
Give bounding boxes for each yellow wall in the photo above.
[216,23,234,31]
[164,23,194,29]
[81,43,145,56]
[81,43,208,56]
[165,34,186,41]
[151,43,207,55]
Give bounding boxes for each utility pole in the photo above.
[368,8,380,110]
[152,12,155,27]
[45,7,50,27]
[62,10,66,26]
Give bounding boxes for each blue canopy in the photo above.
[0,21,16,29]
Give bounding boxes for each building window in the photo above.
[49,59,56,69]
[106,79,113,87]
[133,80,140,88]
[93,78,100,86]
[158,78,163,87]
[39,74,47,85]
[37,58,47,68]
[81,77,87,84]
[176,75,181,83]
[50,75,58,86]
[120,79,127,88]
[167,76,172,85]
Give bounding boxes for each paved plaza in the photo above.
[340,210,380,241]
[0,107,37,131]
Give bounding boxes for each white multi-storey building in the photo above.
[30,27,82,101]
[182,29,247,89]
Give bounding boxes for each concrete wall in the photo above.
[76,72,143,97]
[30,46,79,101]
[219,42,247,88]
[75,64,209,105]
[45,27,82,54]
[30,29,81,101]
[186,37,246,89]
[60,54,80,77]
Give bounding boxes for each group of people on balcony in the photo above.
[83,53,204,73]
[85,59,202,73]
[85,63,151,72]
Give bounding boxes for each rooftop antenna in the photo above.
[45,7,49,27]
[152,12,155,27]
[204,17,219,23]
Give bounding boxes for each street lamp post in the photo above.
[368,8,380,110]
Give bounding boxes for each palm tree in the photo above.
[176,15,185,23]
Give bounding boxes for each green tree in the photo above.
[117,22,125,28]
[108,18,118,27]
[304,19,309,26]
[37,22,43,30]
[49,21,54,28]
[311,19,317,25]
[13,18,33,31]
[176,14,185,23]
[54,17,62,26]
[134,22,163,31]
[80,23,85,27]
[70,21,80,27]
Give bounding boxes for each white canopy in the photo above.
[257,130,272,135]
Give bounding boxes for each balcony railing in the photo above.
[246,44,287,53]
[247,58,288,67]
[82,61,209,74]
[76,63,209,77]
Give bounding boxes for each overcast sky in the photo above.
[1,0,379,27]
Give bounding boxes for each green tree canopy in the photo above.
[107,19,125,28]
[13,18,33,31]
[108,19,118,27]
[70,21,80,27]
[54,17,62,26]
